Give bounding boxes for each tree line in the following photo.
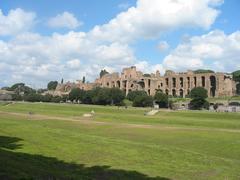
[2,81,211,110]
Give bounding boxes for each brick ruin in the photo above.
[56,66,237,98]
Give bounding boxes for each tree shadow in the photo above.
[0,136,171,180]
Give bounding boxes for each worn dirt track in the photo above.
[1,111,240,134]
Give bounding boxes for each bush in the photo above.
[82,90,93,104]
[133,94,153,107]
[229,102,240,106]
[189,87,209,110]
[69,88,85,102]
[189,98,209,110]
[127,91,147,101]
[154,92,168,108]
[41,94,53,102]
[92,88,111,105]
[213,103,219,110]
[109,88,125,105]
[24,93,42,102]
[12,94,23,101]
[51,96,62,103]
[190,87,208,99]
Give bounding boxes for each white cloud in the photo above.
[90,0,222,43]
[157,41,170,52]
[135,61,165,74]
[0,32,136,87]
[0,8,36,36]
[0,1,225,87]
[163,30,240,72]
[48,12,82,29]
[67,59,81,69]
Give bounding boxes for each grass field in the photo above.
[0,102,240,179]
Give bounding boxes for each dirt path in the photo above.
[1,111,240,134]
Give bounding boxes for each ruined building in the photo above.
[56,66,237,98]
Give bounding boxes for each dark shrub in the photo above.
[133,94,153,107]
[154,92,168,108]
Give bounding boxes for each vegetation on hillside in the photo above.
[194,69,214,74]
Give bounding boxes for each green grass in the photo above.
[0,102,240,179]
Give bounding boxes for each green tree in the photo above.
[237,83,240,95]
[10,83,25,91]
[24,93,42,102]
[100,69,109,78]
[154,92,168,108]
[47,81,58,90]
[82,76,86,84]
[10,83,35,95]
[92,88,111,105]
[189,87,209,110]
[41,94,53,102]
[133,94,153,107]
[232,70,240,95]
[51,96,62,103]
[110,88,125,105]
[190,87,208,99]
[127,91,147,101]
[82,90,93,104]
[69,88,85,102]
[232,70,240,82]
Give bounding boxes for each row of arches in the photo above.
[163,75,217,97]
[165,89,188,98]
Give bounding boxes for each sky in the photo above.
[0,0,240,88]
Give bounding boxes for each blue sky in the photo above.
[0,0,240,88]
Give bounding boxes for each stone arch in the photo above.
[179,89,184,98]
[201,76,206,87]
[148,79,151,87]
[165,78,169,86]
[116,81,120,88]
[210,76,216,97]
[138,80,145,89]
[187,77,190,88]
[180,77,184,88]
[194,77,197,87]
[172,89,176,97]
[165,89,169,95]
[156,89,163,93]
[172,78,176,88]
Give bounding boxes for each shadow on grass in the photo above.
[0,136,171,180]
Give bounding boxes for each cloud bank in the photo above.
[1,0,236,88]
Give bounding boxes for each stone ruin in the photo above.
[55,66,237,98]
